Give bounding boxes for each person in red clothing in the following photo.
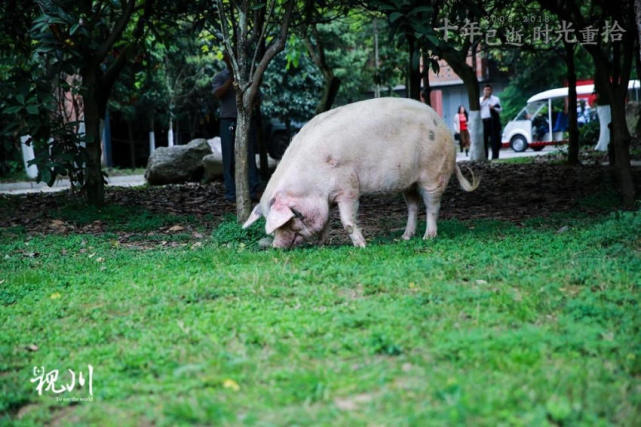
[453,105,470,156]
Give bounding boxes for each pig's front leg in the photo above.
[337,197,366,247]
[402,186,420,240]
[317,221,331,245]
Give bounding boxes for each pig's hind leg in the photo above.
[337,197,366,247]
[401,185,420,240]
[418,185,443,240]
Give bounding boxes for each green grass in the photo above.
[1,209,641,425]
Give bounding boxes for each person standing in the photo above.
[453,105,470,156]
[480,84,502,159]
[212,52,260,202]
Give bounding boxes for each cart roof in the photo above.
[526,80,640,103]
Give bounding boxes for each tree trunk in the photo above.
[234,104,252,221]
[443,49,483,161]
[167,121,174,147]
[149,116,156,155]
[255,110,269,180]
[407,36,420,100]
[565,42,580,165]
[421,50,431,106]
[636,0,641,64]
[82,76,105,206]
[609,99,636,208]
[316,76,340,114]
[127,120,136,167]
[303,32,340,114]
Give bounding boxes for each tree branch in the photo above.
[96,0,136,60]
[246,0,295,105]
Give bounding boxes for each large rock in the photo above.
[145,139,212,185]
[202,137,280,183]
[202,137,224,182]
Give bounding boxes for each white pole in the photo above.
[149,131,156,154]
[595,105,611,151]
[547,98,552,141]
[168,120,174,147]
[20,136,38,179]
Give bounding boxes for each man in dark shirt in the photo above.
[212,53,260,202]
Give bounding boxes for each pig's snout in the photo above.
[272,230,305,249]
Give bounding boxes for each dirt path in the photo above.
[1,163,640,245]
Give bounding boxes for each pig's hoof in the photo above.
[401,232,414,240]
[258,237,274,249]
[423,231,437,240]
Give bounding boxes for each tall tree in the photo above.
[433,0,488,161]
[213,0,298,221]
[32,0,155,205]
[539,0,638,208]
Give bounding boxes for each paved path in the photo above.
[0,174,146,195]
[2,146,630,196]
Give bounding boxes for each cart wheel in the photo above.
[510,135,528,152]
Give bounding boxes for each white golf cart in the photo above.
[501,80,640,152]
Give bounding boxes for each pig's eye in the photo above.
[290,207,304,220]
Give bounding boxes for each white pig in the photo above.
[243,97,479,248]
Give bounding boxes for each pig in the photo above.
[242,97,479,248]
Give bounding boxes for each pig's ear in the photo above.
[265,204,295,234]
[242,205,263,229]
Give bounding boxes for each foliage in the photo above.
[261,40,324,126]
[579,119,600,147]
[1,208,640,423]
[494,44,594,123]
[320,13,402,104]
[110,25,221,141]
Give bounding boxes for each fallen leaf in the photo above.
[50,292,61,299]
[25,344,38,352]
[96,257,104,263]
[334,393,374,411]
[192,232,204,239]
[167,225,185,233]
[223,379,240,391]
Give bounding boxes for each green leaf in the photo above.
[4,106,23,114]
[389,12,403,24]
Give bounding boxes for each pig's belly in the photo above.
[356,163,420,194]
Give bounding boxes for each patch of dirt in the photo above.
[1,163,640,246]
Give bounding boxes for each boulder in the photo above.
[202,137,224,182]
[145,139,212,185]
[202,136,280,183]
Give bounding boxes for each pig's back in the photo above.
[271,97,455,196]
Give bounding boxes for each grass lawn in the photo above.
[1,204,640,425]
